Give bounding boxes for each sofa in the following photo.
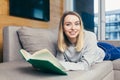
[1,26,120,80]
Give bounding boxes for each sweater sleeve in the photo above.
[81,31,105,66]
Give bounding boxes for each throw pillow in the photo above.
[17,27,58,55]
[97,42,120,60]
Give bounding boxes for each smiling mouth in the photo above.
[69,31,77,35]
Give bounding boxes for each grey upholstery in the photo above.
[17,27,58,55]
[2,26,120,80]
[3,26,22,62]
[0,61,113,80]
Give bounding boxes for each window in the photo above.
[94,0,120,40]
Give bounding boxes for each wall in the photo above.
[0,0,64,62]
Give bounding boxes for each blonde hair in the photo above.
[58,11,84,52]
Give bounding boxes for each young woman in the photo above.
[55,11,105,71]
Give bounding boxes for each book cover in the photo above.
[19,49,67,75]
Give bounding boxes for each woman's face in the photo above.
[63,14,80,41]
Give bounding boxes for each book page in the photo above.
[19,49,31,61]
[31,49,66,71]
[20,49,67,75]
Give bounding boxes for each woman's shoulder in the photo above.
[83,30,98,48]
[84,30,96,38]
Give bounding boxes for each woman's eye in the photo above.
[75,22,80,26]
[66,23,71,26]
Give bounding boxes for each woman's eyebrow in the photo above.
[75,21,80,23]
[64,22,71,24]
[65,21,80,23]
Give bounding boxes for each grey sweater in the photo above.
[56,30,105,70]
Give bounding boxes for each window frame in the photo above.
[97,0,106,40]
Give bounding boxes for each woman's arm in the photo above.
[81,31,105,65]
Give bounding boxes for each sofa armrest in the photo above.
[98,40,120,47]
[3,26,23,62]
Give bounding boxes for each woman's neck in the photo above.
[69,38,77,45]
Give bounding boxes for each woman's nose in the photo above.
[71,24,76,29]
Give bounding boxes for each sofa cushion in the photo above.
[0,61,113,80]
[17,27,58,55]
[113,59,120,70]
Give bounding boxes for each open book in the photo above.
[19,49,67,75]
